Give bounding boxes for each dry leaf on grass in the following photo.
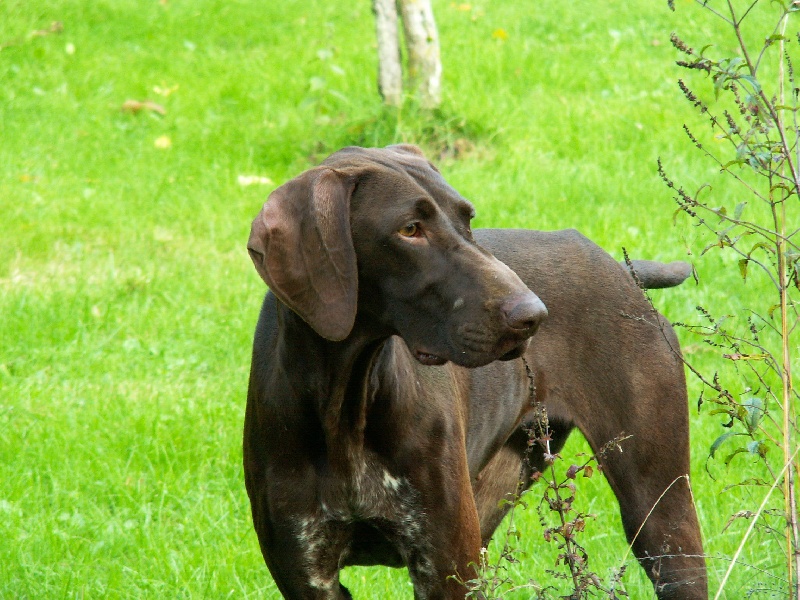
[2,21,63,50]
[121,99,166,115]
[31,21,63,38]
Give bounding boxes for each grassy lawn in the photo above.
[0,0,791,597]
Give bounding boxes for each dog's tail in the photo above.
[621,260,693,289]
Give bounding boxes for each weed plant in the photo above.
[660,0,800,597]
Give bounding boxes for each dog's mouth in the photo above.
[412,338,530,368]
[498,339,530,361]
[413,350,448,366]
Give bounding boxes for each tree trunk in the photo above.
[399,0,442,108]
[372,0,403,106]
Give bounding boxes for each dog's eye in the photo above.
[398,223,419,238]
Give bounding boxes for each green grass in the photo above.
[0,0,792,597]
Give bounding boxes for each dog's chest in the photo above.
[294,459,433,587]
[306,458,424,536]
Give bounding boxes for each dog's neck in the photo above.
[274,301,390,473]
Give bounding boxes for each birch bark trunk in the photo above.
[372,0,442,108]
[372,0,403,106]
[399,0,441,108]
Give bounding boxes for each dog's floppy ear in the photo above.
[247,167,358,341]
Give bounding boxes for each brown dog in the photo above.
[244,145,706,599]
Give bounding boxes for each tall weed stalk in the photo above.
[454,401,629,599]
[662,1,799,596]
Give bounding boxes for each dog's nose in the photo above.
[502,294,548,332]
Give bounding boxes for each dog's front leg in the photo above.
[403,448,483,600]
[248,499,355,600]
[244,408,354,599]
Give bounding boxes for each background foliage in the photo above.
[0,0,787,597]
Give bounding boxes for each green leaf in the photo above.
[733,202,746,220]
[742,397,764,433]
[710,431,737,458]
[695,183,712,199]
[724,447,749,466]
[750,241,774,256]
[727,57,745,70]
[711,206,728,218]
[701,240,723,255]
[729,232,753,247]
[746,440,767,458]
[738,258,749,281]
[713,74,729,98]
[721,158,746,170]
[740,75,762,94]
[718,224,736,238]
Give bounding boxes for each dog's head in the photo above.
[247,144,546,368]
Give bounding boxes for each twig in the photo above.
[713,446,800,600]
[618,475,693,568]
